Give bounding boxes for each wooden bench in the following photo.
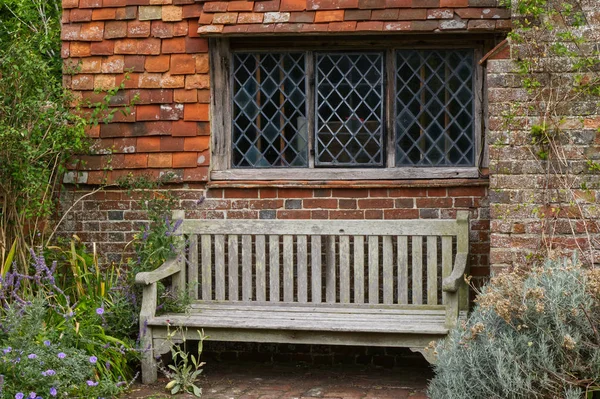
[135,211,470,383]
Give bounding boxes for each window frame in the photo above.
[209,37,486,181]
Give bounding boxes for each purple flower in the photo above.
[3,347,11,354]
[89,356,97,364]
[15,393,24,399]
[28,393,36,399]
[50,387,57,397]
[44,369,56,376]
[27,354,37,359]
[44,340,51,346]
[96,307,104,315]
[86,380,99,387]
[57,352,66,359]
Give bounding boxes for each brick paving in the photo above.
[123,361,431,399]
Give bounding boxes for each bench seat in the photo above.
[148,303,450,335]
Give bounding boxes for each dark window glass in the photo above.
[395,49,474,166]
[232,53,308,168]
[315,53,384,167]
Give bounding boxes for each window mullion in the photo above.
[386,49,396,168]
[307,51,315,169]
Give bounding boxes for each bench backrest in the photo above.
[179,213,469,307]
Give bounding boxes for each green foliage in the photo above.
[428,257,600,399]
[162,329,208,397]
[0,298,123,399]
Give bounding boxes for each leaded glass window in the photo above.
[232,53,308,168]
[230,48,477,171]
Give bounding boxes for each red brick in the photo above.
[114,38,137,54]
[136,105,161,121]
[328,21,357,30]
[185,37,208,53]
[80,22,105,41]
[103,0,126,5]
[427,188,447,196]
[228,1,254,11]
[174,89,198,103]
[92,8,117,20]
[182,4,203,19]
[440,0,467,6]
[162,37,186,53]
[331,188,369,197]
[385,0,410,6]
[172,152,197,168]
[184,136,210,151]
[358,199,394,208]
[281,0,306,11]
[395,198,415,208]
[61,24,81,41]
[365,209,383,219]
[383,209,419,219]
[389,187,426,197]
[90,40,114,55]
[123,154,148,169]
[183,167,209,182]
[303,198,338,209]
[372,9,399,19]
[144,55,170,72]
[127,20,150,37]
[213,12,239,24]
[315,10,344,22]
[170,54,195,75]
[160,137,185,151]
[260,188,278,198]
[62,0,79,9]
[203,1,229,12]
[448,186,486,197]
[151,21,174,38]
[238,12,264,23]
[397,8,426,19]
[330,210,364,219]
[358,0,385,7]
[173,21,188,36]
[183,103,209,121]
[104,21,127,39]
[224,189,259,199]
[307,0,358,10]
[254,0,281,12]
[385,21,411,30]
[148,153,173,168]
[416,198,453,208]
[79,0,102,7]
[138,38,161,55]
[115,6,137,20]
[71,9,93,22]
[136,136,161,152]
[344,9,371,20]
[71,74,94,90]
[70,41,91,57]
[356,21,383,30]
[339,199,357,209]
[278,210,311,219]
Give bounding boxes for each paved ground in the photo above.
[123,361,432,399]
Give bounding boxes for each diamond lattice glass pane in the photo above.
[395,50,475,166]
[315,53,384,167]
[232,53,308,168]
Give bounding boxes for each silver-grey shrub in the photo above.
[428,257,600,399]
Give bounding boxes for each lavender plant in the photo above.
[428,257,600,399]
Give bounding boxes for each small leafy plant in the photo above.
[161,328,208,397]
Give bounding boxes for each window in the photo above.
[210,38,483,180]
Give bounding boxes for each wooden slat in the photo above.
[242,235,253,302]
[368,236,379,304]
[255,235,266,302]
[201,235,212,301]
[182,219,460,237]
[228,235,239,301]
[353,236,364,304]
[297,235,308,303]
[442,236,452,304]
[214,235,225,301]
[311,236,322,303]
[283,235,294,302]
[269,235,280,302]
[326,236,336,303]
[412,236,423,305]
[191,302,447,313]
[382,236,393,305]
[397,236,408,304]
[427,236,438,305]
[339,236,350,304]
[187,234,198,300]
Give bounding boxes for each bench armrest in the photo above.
[442,252,468,293]
[135,258,181,286]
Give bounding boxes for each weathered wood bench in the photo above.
[135,211,469,383]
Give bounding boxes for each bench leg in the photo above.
[140,326,158,384]
[410,347,437,365]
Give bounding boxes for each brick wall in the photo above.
[60,182,490,281]
[486,4,600,269]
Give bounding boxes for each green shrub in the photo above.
[428,257,600,399]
